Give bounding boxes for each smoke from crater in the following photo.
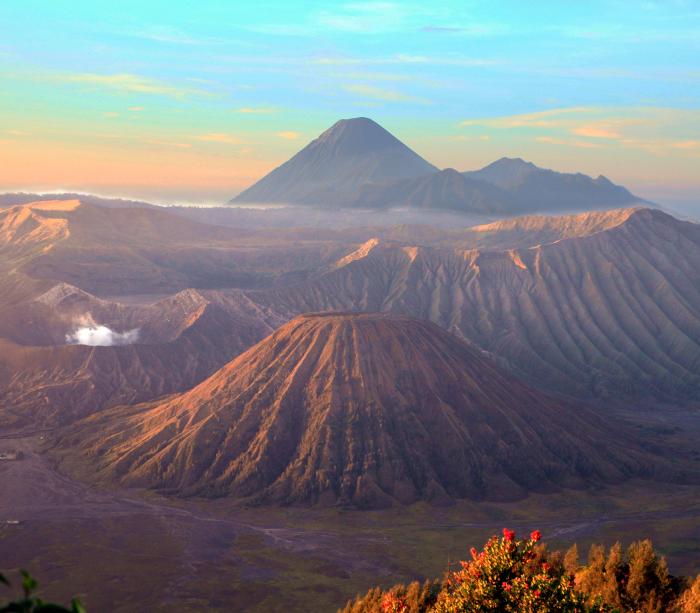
[65,315,139,346]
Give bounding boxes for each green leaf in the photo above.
[20,570,38,598]
[70,599,86,613]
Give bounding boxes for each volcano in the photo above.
[231,117,437,205]
[57,313,646,508]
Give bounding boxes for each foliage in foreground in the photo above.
[339,529,700,613]
[0,571,84,613]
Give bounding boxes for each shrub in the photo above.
[433,529,596,612]
[339,529,699,613]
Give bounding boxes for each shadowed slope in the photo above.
[464,157,645,213]
[57,313,645,508]
[0,300,275,427]
[350,168,514,213]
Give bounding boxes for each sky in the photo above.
[0,0,699,210]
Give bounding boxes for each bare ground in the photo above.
[1,431,699,612]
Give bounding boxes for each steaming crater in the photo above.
[66,325,140,346]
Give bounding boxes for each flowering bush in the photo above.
[433,528,594,612]
[381,591,408,613]
[341,529,698,612]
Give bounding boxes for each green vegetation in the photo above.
[339,529,700,612]
[0,571,84,613]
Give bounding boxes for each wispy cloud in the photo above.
[461,107,595,129]
[330,70,409,81]
[313,54,496,66]
[451,134,492,142]
[421,25,462,33]
[57,72,207,98]
[276,131,301,140]
[343,83,429,104]
[144,139,192,149]
[466,106,700,156]
[243,23,311,36]
[571,125,622,139]
[536,135,604,148]
[672,140,700,149]
[317,2,408,33]
[123,25,215,45]
[195,133,245,144]
[420,23,508,36]
[249,4,476,37]
[237,107,276,114]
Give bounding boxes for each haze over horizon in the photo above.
[0,1,699,212]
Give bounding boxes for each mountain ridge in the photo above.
[240,207,700,401]
[231,118,647,214]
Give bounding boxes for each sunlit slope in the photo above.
[56,314,646,508]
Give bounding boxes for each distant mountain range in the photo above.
[232,117,648,214]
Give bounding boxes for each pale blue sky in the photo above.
[0,1,698,208]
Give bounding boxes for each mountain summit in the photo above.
[464,157,643,211]
[58,312,645,508]
[465,157,539,189]
[232,117,437,205]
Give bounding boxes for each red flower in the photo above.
[503,528,516,542]
[534,589,541,598]
[381,593,407,613]
[530,530,541,542]
[501,581,512,592]
[470,547,478,559]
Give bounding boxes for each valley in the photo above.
[1,117,699,612]
[2,429,699,612]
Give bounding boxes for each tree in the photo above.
[575,539,676,613]
[677,574,700,613]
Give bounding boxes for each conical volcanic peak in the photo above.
[232,118,437,205]
[60,313,647,508]
[313,117,408,154]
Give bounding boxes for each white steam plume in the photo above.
[65,314,139,346]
